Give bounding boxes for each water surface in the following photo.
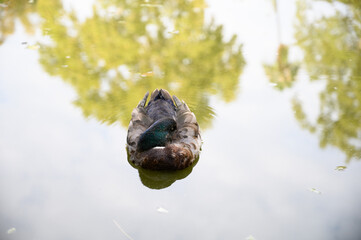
[1,0,361,239]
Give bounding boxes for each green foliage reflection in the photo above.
[0,0,36,45]
[293,0,361,162]
[36,0,245,128]
[264,44,300,90]
[263,0,300,90]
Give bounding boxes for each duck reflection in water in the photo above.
[127,89,202,171]
[135,159,199,189]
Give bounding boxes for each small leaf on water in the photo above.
[7,228,16,234]
[168,30,180,34]
[141,71,153,77]
[309,188,321,194]
[335,166,347,171]
[157,207,169,213]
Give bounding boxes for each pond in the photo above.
[1,0,361,239]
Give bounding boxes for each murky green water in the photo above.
[1,0,361,239]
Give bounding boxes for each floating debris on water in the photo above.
[26,44,40,50]
[246,235,256,240]
[168,30,180,34]
[7,228,16,234]
[140,71,154,77]
[113,219,134,240]
[157,207,169,213]
[309,188,321,194]
[335,166,347,171]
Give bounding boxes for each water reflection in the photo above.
[270,0,361,162]
[1,0,245,128]
[263,44,300,90]
[263,1,300,90]
[294,0,361,162]
[134,158,198,189]
[127,145,199,189]
[28,0,245,129]
[2,0,361,239]
[0,0,245,186]
[0,0,37,45]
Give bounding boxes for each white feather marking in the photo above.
[153,146,165,150]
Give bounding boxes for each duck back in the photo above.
[146,89,176,121]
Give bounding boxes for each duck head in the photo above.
[137,118,177,152]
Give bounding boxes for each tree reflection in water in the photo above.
[1,0,245,128]
[0,0,246,187]
[263,0,300,90]
[0,0,37,45]
[264,44,300,90]
[263,0,361,163]
[292,0,361,162]
[36,0,245,129]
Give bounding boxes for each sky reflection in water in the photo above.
[1,0,361,239]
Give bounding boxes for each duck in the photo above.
[127,89,202,170]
